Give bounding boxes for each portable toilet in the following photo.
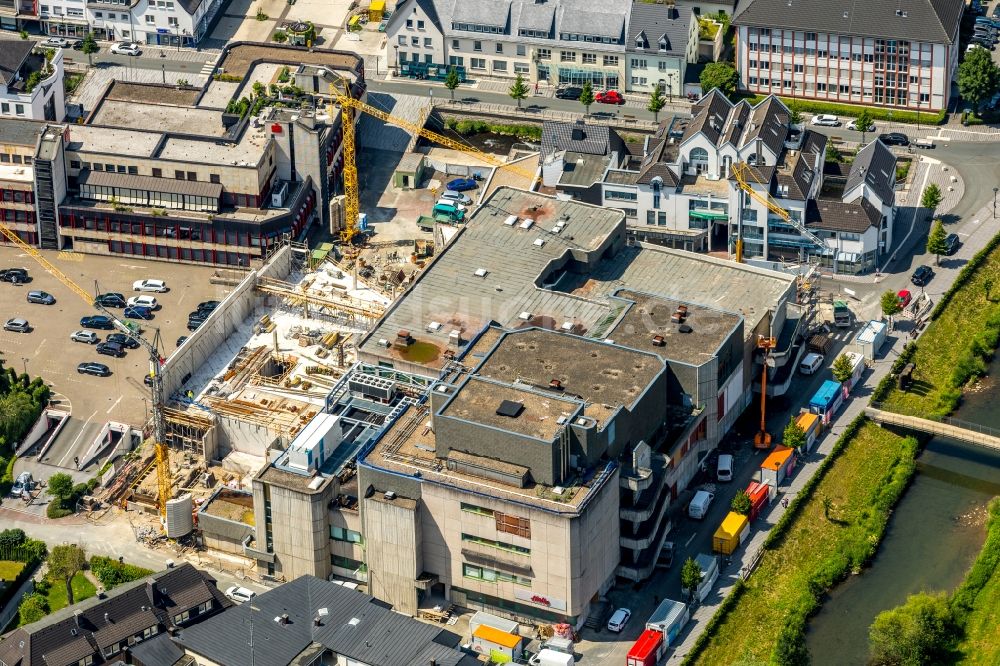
[760,445,797,487]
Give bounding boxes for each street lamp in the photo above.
[993,187,998,219]
[668,72,676,103]
[393,45,399,75]
[429,88,434,107]
[21,357,28,376]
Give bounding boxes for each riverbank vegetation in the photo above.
[684,420,918,665]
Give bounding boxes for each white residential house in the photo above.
[40,0,223,46]
[732,0,962,112]
[625,1,699,95]
[0,39,65,122]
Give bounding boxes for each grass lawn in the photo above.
[45,572,97,613]
[957,566,1000,664]
[691,423,917,665]
[882,242,1000,419]
[0,561,26,581]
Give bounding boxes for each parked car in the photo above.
[39,37,71,48]
[187,317,205,332]
[124,306,154,320]
[446,177,477,192]
[945,232,960,255]
[70,330,100,344]
[798,352,825,375]
[95,292,127,308]
[196,300,220,312]
[225,586,256,604]
[846,119,875,132]
[77,362,112,377]
[127,295,159,310]
[11,472,32,497]
[133,279,168,292]
[879,132,910,146]
[106,332,140,349]
[971,37,996,50]
[910,265,934,286]
[606,608,632,632]
[897,289,913,308]
[176,336,189,347]
[716,454,734,482]
[110,42,141,56]
[811,114,841,126]
[4,318,30,333]
[0,268,29,283]
[595,90,625,105]
[81,315,115,330]
[993,3,1000,18]
[555,86,583,100]
[688,489,715,519]
[438,191,472,205]
[96,341,126,358]
[26,290,55,305]
[436,198,466,211]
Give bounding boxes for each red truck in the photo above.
[626,629,664,666]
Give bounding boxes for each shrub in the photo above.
[46,503,73,519]
[951,498,1000,624]
[272,30,288,43]
[743,95,948,125]
[89,556,154,589]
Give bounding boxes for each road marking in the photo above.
[59,409,97,468]
[106,396,123,414]
[33,338,47,355]
[684,533,696,548]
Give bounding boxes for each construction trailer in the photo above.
[712,511,750,555]
[760,445,797,487]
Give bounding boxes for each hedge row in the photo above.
[683,415,869,665]
[0,530,47,615]
[743,95,948,126]
[930,230,1000,321]
[89,556,154,589]
[442,117,542,140]
[870,341,918,404]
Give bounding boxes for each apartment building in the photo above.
[733,0,964,112]
[541,92,896,273]
[0,119,44,245]
[34,0,224,45]
[626,2,699,97]
[0,37,66,121]
[0,45,363,265]
[385,0,701,92]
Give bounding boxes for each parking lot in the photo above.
[0,248,230,470]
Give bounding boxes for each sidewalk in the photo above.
[665,192,1000,663]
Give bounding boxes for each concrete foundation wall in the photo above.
[362,495,421,614]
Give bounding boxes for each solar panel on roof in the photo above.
[496,400,524,418]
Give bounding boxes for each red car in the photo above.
[595,90,626,105]
[897,289,912,308]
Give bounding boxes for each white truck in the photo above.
[529,649,574,666]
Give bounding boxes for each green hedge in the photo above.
[743,95,948,126]
[443,117,542,140]
[89,556,154,589]
[931,230,1000,321]
[870,341,919,404]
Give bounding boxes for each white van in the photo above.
[688,490,714,519]
[529,649,574,666]
[799,352,824,375]
[716,454,734,482]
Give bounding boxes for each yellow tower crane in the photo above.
[0,225,172,517]
[730,161,825,264]
[329,81,538,246]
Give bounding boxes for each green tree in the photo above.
[855,108,874,145]
[444,67,460,101]
[699,62,739,99]
[80,33,99,67]
[831,353,854,384]
[648,83,666,122]
[788,108,803,125]
[0,528,26,548]
[680,556,703,601]
[17,593,48,626]
[508,73,529,110]
[47,473,73,503]
[579,81,595,115]
[869,592,956,665]
[251,81,266,99]
[921,183,943,212]
[881,289,902,322]
[731,490,752,516]
[825,143,841,163]
[926,218,948,266]
[782,417,806,451]
[957,47,1000,110]
[47,544,87,606]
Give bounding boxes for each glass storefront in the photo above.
[556,67,618,89]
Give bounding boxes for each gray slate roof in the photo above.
[0,38,34,87]
[733,0,963,44]
[845,140,897,205]
[627,2,694,55]
[541,120,625,159]
[175,575,473,666]
[806,197,882,233]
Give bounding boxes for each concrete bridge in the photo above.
[865,405,1000,452]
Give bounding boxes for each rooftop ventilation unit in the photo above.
[384,491,397,500]
[504,215,519,226]
[474,268,489,277]
[552,226,563,233]
[519,311,533,320]
[377,338,391,348]
[549,378,564,390]
[560,321,574,331]
[678,324,693,333]
[427,321,443,332]
[552,486,566,495]
[651,334,666,347]
[519,218,535,230]
[556,415,569,425]
[533,238,545,247]
[496,400,525,418]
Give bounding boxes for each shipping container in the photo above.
[626,629,664,666]
[469,611,519,636]
[841,351,866,393]
[795,412,821,454]
[760,445,797,487]
[713,511,750,555]
[685,553,719,602]
[855,320,888,359]
[645,598,689,646]
[471,624,523,661]
[745,481,772,521]
[809,379,844,424]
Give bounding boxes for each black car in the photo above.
[993,4,1000,18]
[77,362,112,377]
[911,265,934,286]
[187,318,205,332]
[555,86,583,100]
[0,268,28,283]
[972,37,997,50]
[879,132,909,146]
[177,336,189,347]
[26,290,55,305]
[945,233,960,255]
[81,315,115,330]
[106,332,140,349]
[95,292,127,308]
[197,300,220,312]
[124,306,154,320]
[96,341,126,358]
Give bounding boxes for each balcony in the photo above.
[619,466,653,493]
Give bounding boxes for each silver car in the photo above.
[71,330,100,344]
[4,318,31,333]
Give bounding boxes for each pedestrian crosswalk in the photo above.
[199,61,218,77]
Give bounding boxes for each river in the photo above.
[805,365,1000,665]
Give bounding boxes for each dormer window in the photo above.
[659,35,670,51]
[635,33,647,49]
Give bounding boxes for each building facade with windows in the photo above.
[732,0,963,112]
[36,0,223,45]
[0,38,66,122]
[625,2,699,97]
[0,119,45,245]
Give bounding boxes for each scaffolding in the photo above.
[256,276,384,323]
